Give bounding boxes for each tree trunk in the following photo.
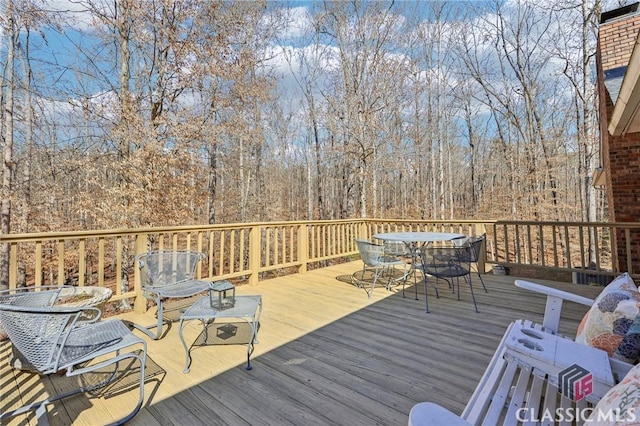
[0,0,16,290]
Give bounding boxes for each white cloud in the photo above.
[281,6,314,40]
[43,0,96,31]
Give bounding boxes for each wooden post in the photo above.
[359,221,368,240]
[298,223,308,274]
[57,241,65,286]
[478,237,487,274]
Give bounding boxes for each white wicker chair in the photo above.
[0,290,147,425]
[135,250,212,339]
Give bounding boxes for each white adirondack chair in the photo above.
[409,278,635,426]
[513,279,633,381]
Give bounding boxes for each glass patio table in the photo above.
[373,232,464,243]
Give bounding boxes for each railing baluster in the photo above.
[593,226,601,271]
[216,232,223,275]
[35,241,42,287]
[3,219,640,308]
[9,242,17,290]
[78,239,86,287]
[610,227,618,273]
[57,240,65,286]
[537,225,544,268]
[626,228,633,274]
[116,237,122,295]
[563,226,571,269]
[229,228,238,274]
[98,238,105,287]
[578,226,586,269]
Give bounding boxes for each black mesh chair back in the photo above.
[420,245,479,312]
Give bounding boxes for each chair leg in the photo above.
[369,269,383,299]
[0,350,147,425]
[0,387,84,423]
[476,271,488,293]
[386,264,409,292]
[352,266,367,289]
[421,276,440,313]
[385,267,395,291]
[401,274,406,298]
[155,300,165,337]
[399,264,410,292]
[401,266,409,298]
[76,349,147,424]
[422,277,429,313]
[132,298,165,340]
[467,275,479,313]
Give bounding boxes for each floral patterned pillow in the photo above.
[575,273,640,364]
[585,362,640,424]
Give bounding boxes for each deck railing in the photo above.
[490,220,640,283]
[1,219,639,313]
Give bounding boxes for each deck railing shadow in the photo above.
[0,260,610,425]
[129,270,601,425]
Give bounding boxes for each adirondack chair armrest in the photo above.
[514,279,594,334]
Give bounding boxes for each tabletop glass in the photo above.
[180,295,261,320]
[179,294,262,373]
[372,232,465,242]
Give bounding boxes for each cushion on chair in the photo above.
[575,273,640,364]
[585,362,640,424]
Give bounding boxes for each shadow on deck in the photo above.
[1,261,604,426]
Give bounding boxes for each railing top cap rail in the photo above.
[6,218,639,243]
[0,219,367,242]
[493,220,640,227]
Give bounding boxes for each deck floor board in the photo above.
[0,261,604,425]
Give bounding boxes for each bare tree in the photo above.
[0,0,609,243]
[0,0,17,290]
[317,0,407,218]
[548,0,603,263]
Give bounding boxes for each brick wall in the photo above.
[598,11,640,274]
[600,17,640,70]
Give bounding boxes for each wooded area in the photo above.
[1,0,607,233]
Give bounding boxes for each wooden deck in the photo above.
[1,261,605,426]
